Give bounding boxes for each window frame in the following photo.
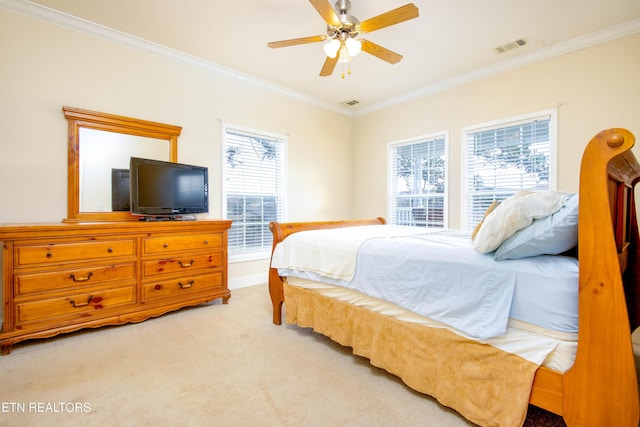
[221,122,287,262]
[387,131,449,228]
[460,108,558,230]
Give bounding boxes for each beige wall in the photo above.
[353,34,640,229]
[0,10,353,287]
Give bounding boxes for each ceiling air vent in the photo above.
[341,99,360,107]
[494,38,527,54]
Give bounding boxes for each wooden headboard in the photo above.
[563,127,639,425]
[607,146,640,330]
[584,128,640,329]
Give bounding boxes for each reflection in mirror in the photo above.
[64,106,181,222]
[79,128,170,212]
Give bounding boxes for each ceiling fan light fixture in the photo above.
[323,38,341,58]
[345,37,362,57]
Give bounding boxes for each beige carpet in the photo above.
[0,284,566,426]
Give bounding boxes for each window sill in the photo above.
[229,251,271,264]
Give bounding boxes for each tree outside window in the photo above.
[389,135,447,227]
[464,113,554,230]
[223,126,286,258]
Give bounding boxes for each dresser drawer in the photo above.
[142,252,223,278]
[15,240,136,267]
[143,233,222,255]
[142,272,223,301]
[16,286,136,325]
[15,263,136,296]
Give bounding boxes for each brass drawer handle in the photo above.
[178,260,194,268]
[70,272,93,283]
[178,280,194,289]
[69,295,94,308]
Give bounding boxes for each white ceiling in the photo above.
[14,0,640,114]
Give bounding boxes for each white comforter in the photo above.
[270,225,430,281]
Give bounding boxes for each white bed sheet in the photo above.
[509,255,578,332]
[349,230,519,339]
[273,226,579,339]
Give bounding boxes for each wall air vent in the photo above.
[341,99,360,107]
[494,38,527,54]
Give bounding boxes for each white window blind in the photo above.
[388,133,447,227]
[222,125,286,258]
[463,111,555,230]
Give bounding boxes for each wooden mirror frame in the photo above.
[63,106,181,222]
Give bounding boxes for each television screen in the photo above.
[129,157,209,217]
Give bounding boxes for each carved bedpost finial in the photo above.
[607,133,625,147]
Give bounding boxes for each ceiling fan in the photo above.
[267,0,419,77]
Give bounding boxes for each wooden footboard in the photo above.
[268,217,386,324]
[267,129,640,427]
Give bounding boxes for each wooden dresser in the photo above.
[0,220,231,354]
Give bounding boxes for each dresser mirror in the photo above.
[63,106,181,222]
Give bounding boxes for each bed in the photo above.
[267,128,640,427]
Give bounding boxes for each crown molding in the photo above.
[0,0,354,116]
[357,18,640,116]
[2,0,638,118]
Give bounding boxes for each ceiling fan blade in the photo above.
[309,0,341,27]
[359,3,419,33]
[268,35,327,49]
[360,39,403,64]
[319,55,339,76]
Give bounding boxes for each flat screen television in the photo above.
[129,157,209,218]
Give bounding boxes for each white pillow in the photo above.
[495,193,578,260]
[472,190,570,253]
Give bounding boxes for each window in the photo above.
[222,124,286,259]
[388,133,447,227]
[463,110,556,230]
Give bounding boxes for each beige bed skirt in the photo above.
[284,281,539,427]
